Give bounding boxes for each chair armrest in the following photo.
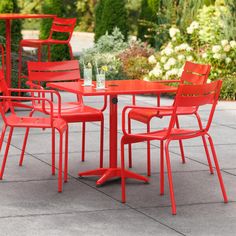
[122,105,174,135]
[0,95,56,126]
[7,88,62,116]
[26,81,44,90]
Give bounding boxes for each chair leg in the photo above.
[160,140,164,195]
[64,127,69,183]
[100,119,104,168]
[195,113,214,174]
[121,139,126,203]
[58,129,63,192]
[207,135,228,203]
[147,123,151,176]
[0,127,13,179]
[19,110,34,166]
[165,140,177,215]
[175,116,185,163]
[18,45,23,95]
[128,117,132,168]
[81,122,86,162]
[0,124,7,151]
[19,128,30,166]
[68,43,73,59]
[52,128,56,175]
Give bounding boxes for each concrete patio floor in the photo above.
[0,92,235,235]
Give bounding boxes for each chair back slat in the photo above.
[29,71,80,82]
[53,17,76,25]
[28,60,81,82]
[51,25,74,33]
[176,81,222,107]
[164,80,222,138]
[181,71,207,85]
[181,61,211,85]
[28,60,79,71]
[49,17,76,41]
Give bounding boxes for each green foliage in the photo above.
[221,0,236,40]
[76,0,95,32]
[137,0,175,48]
[137,0,156,44]
[120,56,151,80]
[94,27,128,53]
[118,40,154,80]
[81,28,128,80]
[126,0,142,35]
[40,0,77,61]
[220,75,236,100]
[196,5,226,44]
[0,0,22,52]
[94,0,106,42]
[0,0,22,89]
[94,0,129,42]
[143,3,236,100]
[176,0,205,31]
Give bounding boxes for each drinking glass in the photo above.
[83,68,92,86]
[96,73,105,89]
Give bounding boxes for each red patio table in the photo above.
[0,13,55,87]
[47,80,177,185]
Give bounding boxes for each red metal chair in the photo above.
[0,69,68,192]
[121,80,228,214]
[128,61,211,176]
[18,17,76,87]
[19,60,104,174]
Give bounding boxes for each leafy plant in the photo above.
[81,28,128,80]
[220,74,236,100]
[118,40,154,80]
[94,0,129,41]
[0,0,22,52]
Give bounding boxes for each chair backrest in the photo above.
[170,80,222,133]
[181,61,211,85]
[27,60,81,83]
[48,17,76,43]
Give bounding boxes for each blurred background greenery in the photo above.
[0,0,235,99]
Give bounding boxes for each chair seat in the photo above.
[129,106,197,123]
[123,128,201,144]
[20,39,68,47]
[6,114,67,131]
[34,102,103,122]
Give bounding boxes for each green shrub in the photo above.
[0,0,22,89]
[0,0,22,52]
[94,0,106,42]
[220,75,236,100]
[81,28,128,80]
[137,0,174,49]
[94,0,129,41]
[221,0,236,40]
[118,40,154,80]
[143,4,236,100]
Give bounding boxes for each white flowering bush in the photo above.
[147,27,195,81]
[144,4,236,100]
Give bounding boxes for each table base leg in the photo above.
[78,168,149,186]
